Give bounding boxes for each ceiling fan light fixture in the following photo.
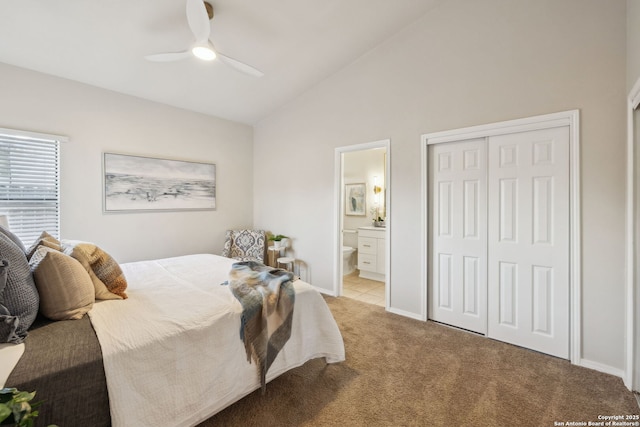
[145,0,262,76]
[192,45,216,61]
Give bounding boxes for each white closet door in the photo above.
[429,139,487,334]
[487,127,570,358]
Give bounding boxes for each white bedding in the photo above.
[88,254,345,427]
[0,342,24,388]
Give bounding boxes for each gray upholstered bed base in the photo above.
[6,315,111,426]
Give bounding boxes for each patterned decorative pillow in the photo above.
[222,230,266,263]
[61,240,127,300]
[29,246,95,320]
[26,231,61,260]
[0,233,39,343]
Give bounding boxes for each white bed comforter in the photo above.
[88,254,345,427]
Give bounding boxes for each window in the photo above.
[0,127,66,245]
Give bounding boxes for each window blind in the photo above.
[0,129,61,245]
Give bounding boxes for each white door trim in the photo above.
[421,110,581,364]
[626,76,640,391]
[334,139,391,307]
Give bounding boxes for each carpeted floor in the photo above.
[199,296,639,427]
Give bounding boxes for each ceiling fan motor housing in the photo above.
[204,2,213,20]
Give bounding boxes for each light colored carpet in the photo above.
[199,296,639,426]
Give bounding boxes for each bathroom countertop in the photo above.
[358,226,386,231]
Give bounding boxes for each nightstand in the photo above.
[277,257,295,272]
[267,246,284,267]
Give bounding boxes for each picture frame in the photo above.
[103,153,216,212]
[345,183,366,216]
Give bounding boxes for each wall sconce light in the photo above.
[373,176,382,205]
[373,175,382,195]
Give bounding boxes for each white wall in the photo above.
[0,62,254,263]
[254,0,627,373]
[628,0,640,90]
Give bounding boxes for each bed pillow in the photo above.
[61,240,127,300]
[26,231,61,260]
[0,225,27,254]
[29,246,95,320]
[0,233,39,343]
[0,260,19,343]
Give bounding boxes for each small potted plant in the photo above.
[0,387,57,427]
[370,207,385,227]
[269,234,289,249]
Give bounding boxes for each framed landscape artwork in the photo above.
[103,153,216,212]
[345,183,366,216]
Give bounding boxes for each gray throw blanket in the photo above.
[227,261,295,392]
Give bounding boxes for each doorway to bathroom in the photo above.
[334,140,390,308]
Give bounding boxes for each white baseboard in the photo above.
[577,358,625,380]
[314,286,338,297]
[387,306,426,321]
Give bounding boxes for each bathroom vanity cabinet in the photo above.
[357,226,385,282]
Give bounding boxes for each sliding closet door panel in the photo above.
[429,139,487,334]
[487,127,569,359]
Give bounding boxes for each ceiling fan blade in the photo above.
[145,51,191,62]
[216,52,264,77]
[186,0,210,44]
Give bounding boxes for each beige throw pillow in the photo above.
[61,240,128,300]
[29,246,95,320]
[26,231,62,260]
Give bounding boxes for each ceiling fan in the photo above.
[145,0,264,77]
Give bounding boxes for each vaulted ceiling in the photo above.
[0,0,441,124]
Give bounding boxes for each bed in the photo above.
[3,253,345,427]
